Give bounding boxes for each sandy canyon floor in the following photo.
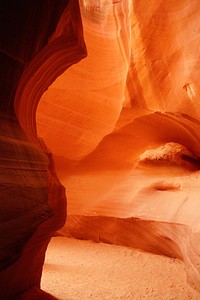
[42,237,200,300]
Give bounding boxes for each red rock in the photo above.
[0,0,85,299]
[37,0,200,293]
[1,0,200,298]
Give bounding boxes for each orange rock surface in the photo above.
[0,1,85,299]
[37,0,200,293]
[1,0,200,298]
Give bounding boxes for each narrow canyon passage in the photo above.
[37,0,200,295]
[1,0,200,299]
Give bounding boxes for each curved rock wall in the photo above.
[37,0,133,160]
[0,1,86,299]
[1,0,200,297]
[37,0,200,292]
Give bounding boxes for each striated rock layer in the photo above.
[0,1,86,299]
[1,0,200,297]
[36,0,200,292]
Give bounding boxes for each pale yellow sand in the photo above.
[41,237,200,300]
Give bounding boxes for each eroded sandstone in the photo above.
[37,0,200,293]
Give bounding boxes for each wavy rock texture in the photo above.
[37,0,200,292]
[1,0,200,298]
[0,1,86,299]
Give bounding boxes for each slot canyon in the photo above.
[1,0,200,299]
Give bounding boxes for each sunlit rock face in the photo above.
[37,0,132,160]
[37,0,200,292]
[0,1,86,299]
